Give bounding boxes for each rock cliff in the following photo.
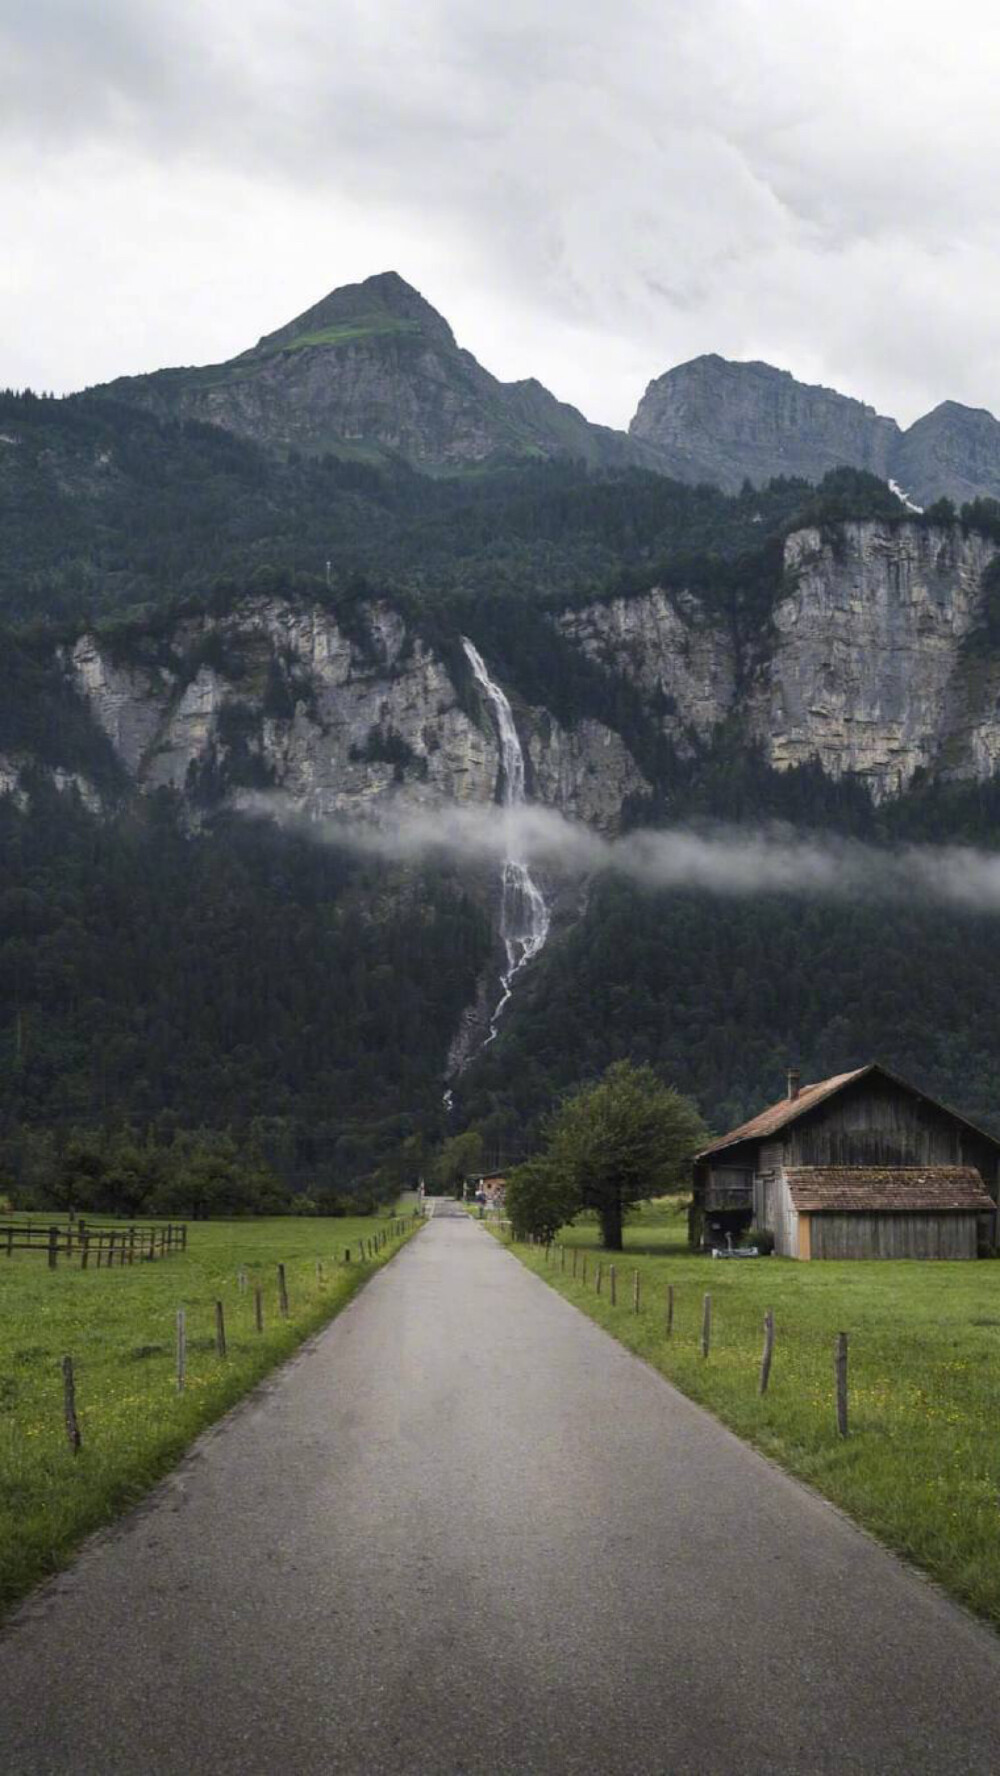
[560,519,1000,800]
[61,599,648,830]
[95,272,646,473]
[4,517,998,825]
[630,355,899,492]
[630,356,1000,506]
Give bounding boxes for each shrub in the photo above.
[746,1225,775,1256]
[505,1157,579,1243]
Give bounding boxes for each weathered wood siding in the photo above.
[809,1212,978,1260]
[769,1172,799,1257]
[785,1078,1000,1199]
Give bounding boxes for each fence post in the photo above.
[632,1269,640,1314]
[277,1263,289,1318]
[6,1225,12,1258]
[609,1264,616,1306]
[176,1309,186,1392]
[129,1227,136,1265]
[254,1285,264,1334]
[595,1260,603,1295]
[560,1246,565,1272]
[666,1283,674,1336]
[582,1254,588,1284]
[62,1355,82,1454]
[48,1225,59,1270]
[759,1310,775,1396]
[215,1300,227,1360]
[572,1248,578,1279]
[80,1230,89,1271]
[701,1293,712,1358]
[345,1247,352,1263]
[835,1332,849,1437]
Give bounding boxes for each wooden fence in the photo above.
[1,1219,187,1269]
[56,1213,419,1451]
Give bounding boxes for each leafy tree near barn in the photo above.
[538,1061,707,1250]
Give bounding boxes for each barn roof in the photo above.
[696,1068,868,1158]
[696,1062,1000,1161]
[785,1166,993,1213]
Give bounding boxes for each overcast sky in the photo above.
[3,0,1000,427]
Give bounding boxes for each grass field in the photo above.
[500,1200,1000,1628]
[0,1211,420,1618]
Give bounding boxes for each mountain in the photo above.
[892,402,1000,508]
[89,272,1000,502]
[630,355,1000,506]
[12,288,1000,1194]
[6,488,1000,1170]
[630,355,899,492]
[94,271,648,473]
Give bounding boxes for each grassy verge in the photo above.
[0,1212,420,1617]
[501,1200,1000,1629]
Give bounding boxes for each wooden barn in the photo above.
[691,1064,1000,1260]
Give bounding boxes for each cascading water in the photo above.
[462,638,551,1046]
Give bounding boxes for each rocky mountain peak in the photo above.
[243,270,457,360]
[629,354,900,491]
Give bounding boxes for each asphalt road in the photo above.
[4,1208,1000,1774]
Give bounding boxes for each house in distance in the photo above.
[691,1064,1000,1260]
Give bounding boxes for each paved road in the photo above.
[4,1210,1000,1774]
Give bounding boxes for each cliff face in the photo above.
[5,517,1000,826]
[630,356,900,492]
[560,520,1000,800]
[629,356,1000,507]
[62,599,648,829]
[750,522,1000,793]
[892,403,1000,508]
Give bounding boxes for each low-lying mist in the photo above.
[242,794,1000,915]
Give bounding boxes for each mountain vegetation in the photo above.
[8,274,1000,1206]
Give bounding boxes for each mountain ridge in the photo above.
[89,270,1000,502]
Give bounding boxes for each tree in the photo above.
[430,1130,484,1196]
[544,1060,707,1250]
[504,1156,579,1243]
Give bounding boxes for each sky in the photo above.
[3,0,1000,428]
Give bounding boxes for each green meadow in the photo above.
[499,1199,1000,1628]
[0,1212,419,1618]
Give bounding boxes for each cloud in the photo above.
[2,0,1000,426]
[244,795,1000,918]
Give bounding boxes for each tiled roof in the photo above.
[785,1166,993,1213]
[696,1069,868,1159]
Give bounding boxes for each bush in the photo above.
[505,1157,579,1243]
[746,1225,775,1256]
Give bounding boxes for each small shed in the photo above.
[692,1063,1000,1259]
[783,1166,992,1260]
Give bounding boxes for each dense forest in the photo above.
[0,788,489,1200]
[7,384,1000,1201]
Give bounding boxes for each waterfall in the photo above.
[462,638,551,1046]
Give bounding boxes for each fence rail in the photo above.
[0,1219,187,1268]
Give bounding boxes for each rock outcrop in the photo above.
[630,355,899,493]
[10,518,1000,825]
[750,522,999,794]
[629,356,1000,507]
[63,597,647,831]
[94,273,646,473]
[561,519,1000,800]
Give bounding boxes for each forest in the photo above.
[6,385,1000,1200]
